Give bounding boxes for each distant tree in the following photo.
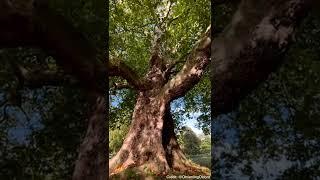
[200,135,211,154]
[180,127,201,155]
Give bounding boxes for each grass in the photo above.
[187,153,211,168]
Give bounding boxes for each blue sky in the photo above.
[185,114,203,135]
[170,98,206,136]
[0,93,43,145]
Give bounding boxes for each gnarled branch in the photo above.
[11,63,78,88]
[108,60,151,91]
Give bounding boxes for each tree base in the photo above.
[109,153,210,178]
[110,164,210,179]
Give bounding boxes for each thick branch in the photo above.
[162,26,211,101]
[108,61,150,90]
[11,64,78,88]
[111,82,133,90]
[212,0,312,116]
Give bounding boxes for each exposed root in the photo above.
[109,152,210,178]
[171,149,210,176]
[110,158,135,176]
[109,151,135,176]
[109,150,171,177]
[172,158,210,175]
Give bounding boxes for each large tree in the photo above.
[0,0,315,179]
[109,0,211,176]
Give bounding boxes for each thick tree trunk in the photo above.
[109,92,209,177]
[109,93,169,176]
[72,92,107,180]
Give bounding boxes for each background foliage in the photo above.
[177,127,211,168]
[213,4,320,179]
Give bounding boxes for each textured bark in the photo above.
[0,1,107,179]
[109,93,170,176]
[212,0,312,115]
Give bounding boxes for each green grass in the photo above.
[187,153,211,168]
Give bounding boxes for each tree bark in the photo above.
[212,0,312,116]
[109,92,209,176]
[72,92,107,180]
[109,92,169,176]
